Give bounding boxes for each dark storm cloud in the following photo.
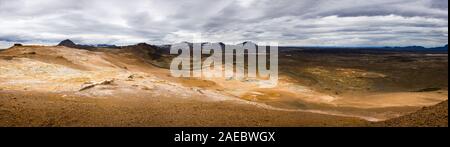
[0,0,448,48]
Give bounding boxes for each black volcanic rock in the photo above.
[376,100,448,127]
[13,43,23,47]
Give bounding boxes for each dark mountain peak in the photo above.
[124,42,160,54]
[436,44,447,49]
[13,43,23,47]
[57,39,95,50]
[239,41,257,46]
[134,42,160,49]
[429,44,448,51]
[136,42,151,46]
[58,39,77,47]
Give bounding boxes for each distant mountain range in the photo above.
[379,44,448,52]
[55,39,448,53]
[57,39,119,49]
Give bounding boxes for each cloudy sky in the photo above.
[0,0,448,48]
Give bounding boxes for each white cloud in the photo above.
[0,0,448,48]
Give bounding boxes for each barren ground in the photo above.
[0,45,447,126]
